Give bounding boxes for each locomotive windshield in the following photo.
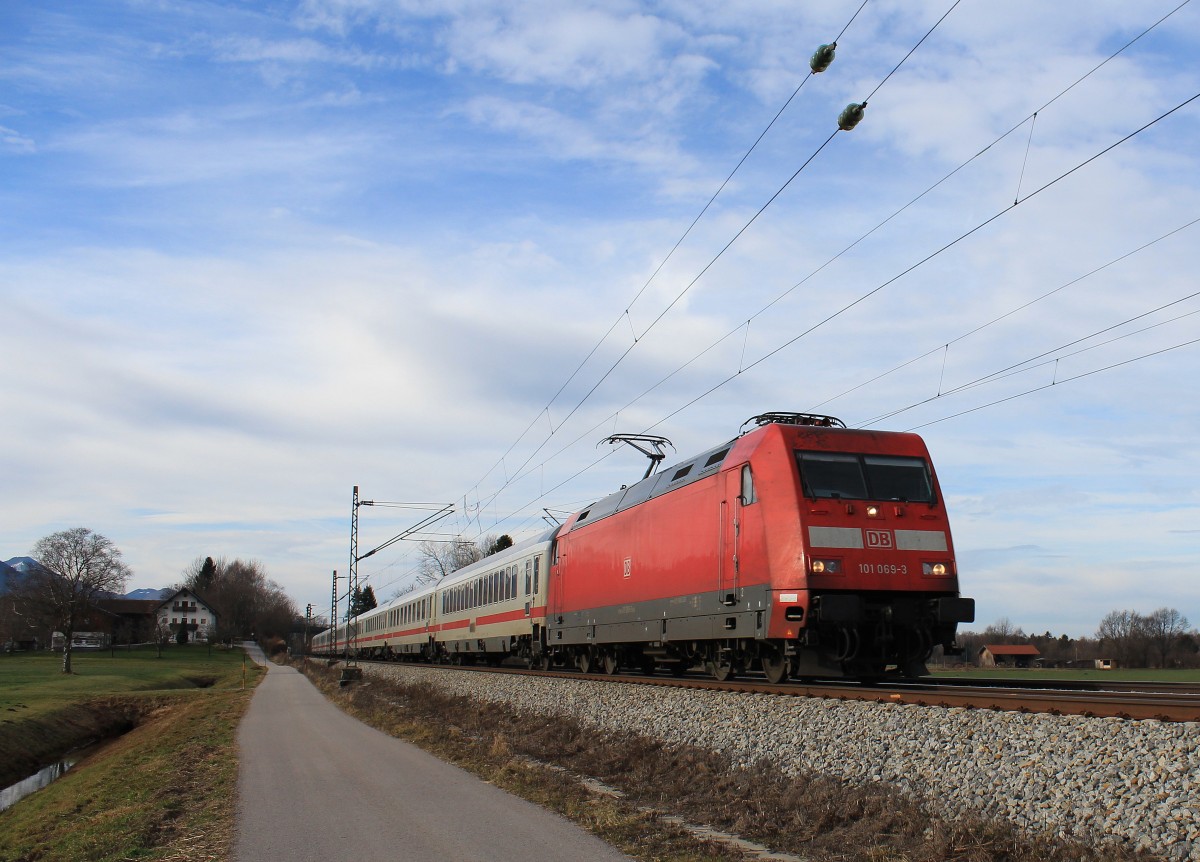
[796,451,935,503]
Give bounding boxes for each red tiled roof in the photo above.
[983,644,1041,656]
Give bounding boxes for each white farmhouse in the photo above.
[157,587,218,644]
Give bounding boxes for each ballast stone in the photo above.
[362,664,1200,861]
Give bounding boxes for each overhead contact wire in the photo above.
[808,216,1200,412]
[473,6,1190,536]
[858,293,1200,428]
[459,2,878,524]
[904,337,1200,432]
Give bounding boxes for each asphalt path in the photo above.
[235,645,631,862]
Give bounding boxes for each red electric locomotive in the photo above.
[545,413,974,680]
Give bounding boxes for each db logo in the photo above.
[865,529,894,549]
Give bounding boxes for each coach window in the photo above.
[525,560,532,595]
[740,464,757,504]
[509,567,517,599]
[534,557,541,594]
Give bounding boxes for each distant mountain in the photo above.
[1,558,167,601]
[124,587,170,601]
[0,559,18,595]
[1,557,48,595]
[4,556,44,573]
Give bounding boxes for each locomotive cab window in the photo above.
[796,450,934,503]
[864,455,933,502]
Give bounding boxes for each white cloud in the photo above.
[2,0,1198,634]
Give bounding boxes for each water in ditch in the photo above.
[0,742,105,812]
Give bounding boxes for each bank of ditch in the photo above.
[0,648,263,862]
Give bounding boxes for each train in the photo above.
[311,412,974,681]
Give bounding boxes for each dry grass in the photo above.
[299,661,1162,862]
[0,648,261,862]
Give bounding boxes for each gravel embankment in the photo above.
[363,664,1200,860]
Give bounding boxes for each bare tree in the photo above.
[154,618,173,658]
[1096,609,1151,667]
[17,528,131,673]
[416,537,484,584]
[1143,607,1191,668]
[981,617,1025,645]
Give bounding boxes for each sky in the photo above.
[2,0,1198,638]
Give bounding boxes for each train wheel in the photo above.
[761,652,790,685]
[708,659,737,682]
[602,653,619,675]
[640,656,657,675]
[577,650,593,674]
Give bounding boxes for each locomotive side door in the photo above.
[718,466,745,605]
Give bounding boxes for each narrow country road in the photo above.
[236,644,631,862]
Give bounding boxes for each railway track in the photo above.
[331,657,1200,722]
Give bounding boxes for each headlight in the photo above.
[810,559,841,574]
[923,562,949,576]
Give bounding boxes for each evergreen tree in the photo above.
[197,556,217,593]
[349,584,378,616]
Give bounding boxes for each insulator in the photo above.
[838,102,866,131]
[810,43,836,74]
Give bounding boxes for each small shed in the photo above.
[979,644,1041,668]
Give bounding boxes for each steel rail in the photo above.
[340,658,1200,722]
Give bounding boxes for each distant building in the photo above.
[979,644,1041,668]
[157,588,218,643]
[96,598,161,646]
[50,631,110,650]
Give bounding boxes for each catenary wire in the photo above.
[467,2,1192,535]
[460,2,964,535]
[808,216,1200,411]
[901,336,1200,433]
[456,2,875,515]
[476,85,1200,534]
[856,295,1200,427]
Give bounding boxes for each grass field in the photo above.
[932,666,1200,683]
[0,645,264,862]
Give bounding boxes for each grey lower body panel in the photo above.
[549,585,771,646]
